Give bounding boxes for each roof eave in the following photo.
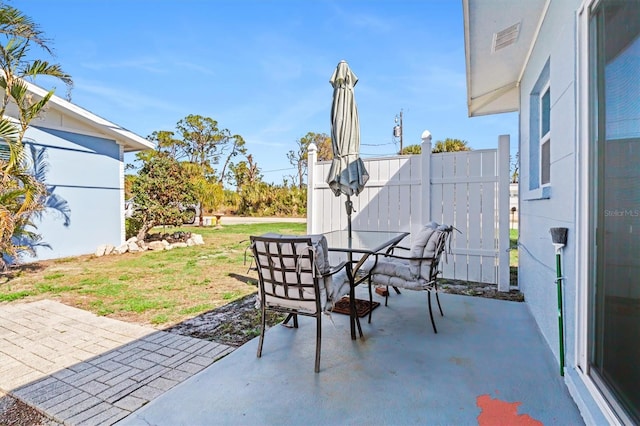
[463,0,549,117]
[25,80,155,152]
[467,81,520,117]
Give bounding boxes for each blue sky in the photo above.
[19,0,518,184]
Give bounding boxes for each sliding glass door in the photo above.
[590,1,640,423]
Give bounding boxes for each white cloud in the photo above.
[329,3,394,33]
[72,78,179,113]
[80,57,166,74]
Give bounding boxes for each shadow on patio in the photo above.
[120,289,584,425]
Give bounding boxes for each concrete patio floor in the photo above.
[121,290,585,425]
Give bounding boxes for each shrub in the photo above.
[125,217,143,240]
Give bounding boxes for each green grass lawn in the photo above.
[0,223,306,328]
[510,228,519,286]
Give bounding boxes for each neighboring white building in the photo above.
[464,1,639,424]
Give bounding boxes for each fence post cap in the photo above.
[421,130,432,142]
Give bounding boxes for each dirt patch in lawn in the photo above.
[164,293,285,347]
[439,279,524,302]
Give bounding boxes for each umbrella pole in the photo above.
[345,194,356,339]
[346,195,353,240]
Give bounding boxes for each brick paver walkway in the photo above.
[0,300,233,425]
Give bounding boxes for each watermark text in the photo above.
[604,209,640,217]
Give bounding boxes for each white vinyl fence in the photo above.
[307,134,511,290]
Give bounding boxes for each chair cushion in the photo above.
[260,233,330,274]
[409,224,442,278]
[370,258,429,290]
[327,267,350,303]
[371,222,451,288]
[255,234,332,312]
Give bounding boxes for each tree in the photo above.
[398,140,472,155]
[511,151,519,183]
[400,144,422,155]
[181,161,223,217]
[432,138,471,153]
[229,154,262,191]
[173,115,246,183]
[0,3,72,270]
[130,151,197,240]
[307,132,332,161]
[156,115,247,225]
[1,121,46,269]
[287,139,306,189]
[124,174,137,200]
[287,132,332,189]
[147,130,183,160]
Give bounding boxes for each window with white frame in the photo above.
[528,59,550,192]
[539,85,551,186]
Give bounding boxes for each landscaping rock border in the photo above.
[94,232,205,257]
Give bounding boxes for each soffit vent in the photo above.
[492,22,521,52]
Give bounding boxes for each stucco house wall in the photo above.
[514,3,616,423]
[23,126,124,260]
[518,0,579,375]
[4,81,153,262]
[463,0,637,423]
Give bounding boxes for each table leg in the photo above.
[347,266,356,340]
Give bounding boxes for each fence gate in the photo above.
[308,134,511,290]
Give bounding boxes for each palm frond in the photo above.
[7,78,27,103]
[28,143,48,182]
[24,90,53,123]
[0,117,18,141]
[41,189,71,227]
[0,3,75,267]
[0,37,26,69]
[0,5,52,54]
[23,60,72,86]
[11,231,51,259]
[20,146,72,227]
[0,186,28,206]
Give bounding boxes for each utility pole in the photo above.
[393,109,403,154]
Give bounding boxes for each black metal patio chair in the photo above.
[367,223,455,334]
[250,234,347,373]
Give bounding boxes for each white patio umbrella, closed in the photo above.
[326,60,369,239]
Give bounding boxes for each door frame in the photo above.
[575,0,636,424]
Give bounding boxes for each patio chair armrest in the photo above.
[244,244,257,274]
[376,252,437,262]
[324,261,348,277]
[386,245,410,254]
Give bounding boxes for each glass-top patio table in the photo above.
[324,230,409,340]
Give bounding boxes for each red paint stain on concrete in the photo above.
[476,394,543,426]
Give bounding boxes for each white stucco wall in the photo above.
[518,0,580,370]
[466,0,623,422]
[23,126,124,261]
[518,2,614,424]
